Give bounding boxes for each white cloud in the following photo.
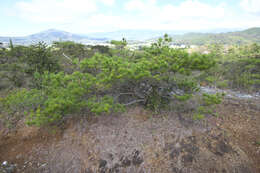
[10,0,260,35]
[125,0,225,19]
[125,0,145,11]
[122,0,228,30]
[86,14,122,29]
[124,0,156,11]
[15,0,114,23]
[162,1,225,19]
[68,0,260,33]
[99,0,115,6]
[240,0,260,14]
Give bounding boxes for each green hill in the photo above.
[170,27,260,45]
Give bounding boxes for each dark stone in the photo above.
[132,150,143,165]
[172,167,182,173]
[100,169,106,173]
[209,167,219,173]
[215,141,232,156]
[234,165,252,173]
[170,148,180,159]
[99,159,107,169]
[164,143,174,152]
[108,153,114,161]
[85,168,93,173]
[182,154,194,166]
[188,136,197,144]
[178,114,194,128]
[109,163,120,173]
[120,156,131,167]
[100,167,107,173]
[0,164,16,173]
[113,163,120,169]
[222,169,227,173]
[181,142,199,155]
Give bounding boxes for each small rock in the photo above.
[170,148,181,159]
[182,154,194,166]
[99,159,107,169]
[132,150,143,165]
[215,141,232,156]
[121,156,131,167]
[85,168,93,173]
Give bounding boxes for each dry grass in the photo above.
[0,99,259,173]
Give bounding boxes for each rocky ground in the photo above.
[0,98,260,173]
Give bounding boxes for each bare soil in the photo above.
[0,98,260,173]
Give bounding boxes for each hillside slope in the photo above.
[1,28,260,45]
[0,29,107,45]
[170,27,260,45]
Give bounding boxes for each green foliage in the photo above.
[9,39,14,50]
[205,76,216,84]
[0,89,43,114]
[197,106,213,115]
[52,41,92,60]
[193,113,205,121]
[1,70,124,126]
[26,71,93,125]
[0,45,28,88]
[0,88,43,127]
[0,42,62,89]
[188,53,216,70]
[192,93,223,120]
[79,35,214,111]
[91,45,110,55]
[200,43,260,92]
[0,36,215,126]
[256,139,260,146]
[111,38,127,49]
[202,93,223,106]
[227,44,260,91]
[1,34,260,128]
[87,96,124,115]
[216,80,228,89]
[25,42,61,75]
[174,94,192,101]
[151,34,172,49]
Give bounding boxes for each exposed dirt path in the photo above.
[0,98,260,173]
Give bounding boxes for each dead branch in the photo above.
[123,99,145,106]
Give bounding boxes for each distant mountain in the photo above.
[0,28,259,45]
[27,29,86,41]
[0,29,108,45]
[87,28,240,41]
[87,30,187,41]
[168,27,260,45]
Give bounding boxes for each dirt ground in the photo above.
[0,98,260,173]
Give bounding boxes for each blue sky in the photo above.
[1,0,260,36]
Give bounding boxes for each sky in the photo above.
[0,0,260,36]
